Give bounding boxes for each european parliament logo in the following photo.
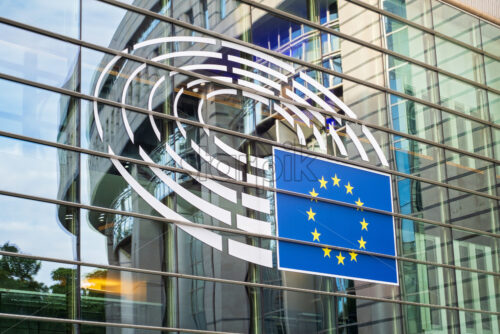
[274,148,398,285]
[93,34,394,276]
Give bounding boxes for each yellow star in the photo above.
[331,174,341,187]
[336,252,345,265]
[355,198,364,209]
[360,218,368,231]
[358,236,367,249]
[311,228,321,242]
[349,251,358,262]
[309,188,318,202]
[322,247,331,258]
[318,176,328,189]
[306,208,316,221]
[345,182,354,195]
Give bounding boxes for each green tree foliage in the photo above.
[0,242,47,292]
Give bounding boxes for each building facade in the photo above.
[0,0,498,333]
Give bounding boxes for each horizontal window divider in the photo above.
[0,312,232,334]
[439,0,500,26]
[97,0,500,129]
[0,184,499,278]
[0,250,499,316]
[234,0,500,95]
[347,0,500,62]
[0,47,495,170]
[0,15,498,139]
[0,70,498,203]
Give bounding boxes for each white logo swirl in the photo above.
[92,36,388,268]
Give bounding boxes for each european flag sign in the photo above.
[273,148,398,285]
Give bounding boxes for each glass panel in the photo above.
[382,0,433,28]
[0,320,76,333]
[0,195,77,261]
[384,17,435,65]
[402,306,460,333]
[0,136,79,202]
[435,37,485,84]
[80,264,405,332]
[0,256,77,320]
[480,21,500,55]
[439,73,489,121]
[489,92,500,124]
[388,56,438,103]
[0,79,79,146]
[0,23,79,91]
[447,189,498,233]
[0,0,80,38]
[81,325,159,334]
[431,0,481,48]
[484,56,500,90]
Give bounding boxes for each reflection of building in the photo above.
[0,0,498,333]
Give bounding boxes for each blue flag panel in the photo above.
[273,148,398,285]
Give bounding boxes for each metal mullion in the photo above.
[89,0,500,130]
[95,0,500,130]
[0,69,498,201]
[2,127,498,243]
[346,0,500,62]
[0,312,233,334]
[0,183,499,277]
[0,15,498,138]
[236,0,500,95]
[0,251,498,316]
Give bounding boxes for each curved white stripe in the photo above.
[197,99,209,136]
[246,173,270,187]
[108,146,222,251]
[362,125,389,167]
[164,143,237,203]
[285,87,325,125]
[207,89,238,98]
[236,214,272,236]
[148,76,165,141]
[191,140,243,181]
[151,51,222,62]
[228,55,288,82]
[313,125,326,151]
[346,124,369,161]
[296,124,306,145]
[93,49,127,141]
[170,64,227,76]
[242,193,270,214]
[283,100,310,127]
[292,80,334,124]
[299,72,358,119]
[214,136,269,171]
[139,147,232,226]
[173,87,186,138]
[214,136,245,164]
[273,104,295,127]
[242,91,269,106]
[121,63,147,144]
[237,79,275,96]
[328,125,348,156]
[232,68,281,90]
[221,41,295,74]
[133,36,216,50]
[187,76,232,88]
[228,239,273,268]
[251,158,270,171]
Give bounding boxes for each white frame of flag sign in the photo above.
[273,147,399,285]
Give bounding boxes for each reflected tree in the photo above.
[0,242,47,292]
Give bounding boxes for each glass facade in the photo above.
[0,0,498,333]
